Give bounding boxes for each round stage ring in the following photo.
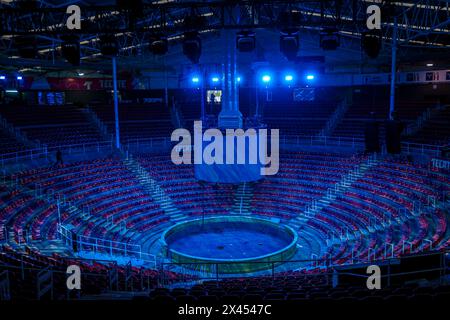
[161,216,298,274]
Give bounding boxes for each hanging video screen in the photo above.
[207,90,222,103]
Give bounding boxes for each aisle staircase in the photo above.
[122,155,184,223]
[82,107,112,142]
[318,98,349,137]
[0,114,40,149]
[231,182,254,215]
[290,154,379,230]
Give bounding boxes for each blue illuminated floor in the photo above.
[168,228,291,260]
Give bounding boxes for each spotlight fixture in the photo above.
[192,76,200,83]
[100,34,119,56]
[306,74,315,80]
[285,75,294,82]
[280,29,299,61]
[262,75,271,83]
[16,76,23,80]
[320,28,340,51]
[362,31,382,59]
[183,31,202,64]
[237,77,241,82]
[236,31,256,52]
[0,76,5,80]
[426,63,434,67]
[61,35,80,66]
[211,77,219,83]
[149,35,168,55]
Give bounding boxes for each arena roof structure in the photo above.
[0,0,449,72]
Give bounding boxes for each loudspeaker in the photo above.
[364,120,380,153]
[61,35,80,66]
[385,120,404,154]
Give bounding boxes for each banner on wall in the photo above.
[46,77,133,90]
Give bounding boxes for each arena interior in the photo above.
[0,0,449,311]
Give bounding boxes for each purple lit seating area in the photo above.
[263,101,337,136]
[91,103,174,142]
[251,152,363,220]
[0,130,28,155]
[145,272,449,303]
[317,159,449,263]
[0,244,182,300]
[406,106,450,145]
[332,101,436,140]
[0,106,103,147]
[136,154,235,216]
[9,158,169,246]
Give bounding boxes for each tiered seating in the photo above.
[0,130,28,155]
[318,158,450,262]
[407,106,450,145]
[251,152,363,220]
[14,158,167,244]
[333,101,436,139]
[146,273,450,303]
[136,154,235,216]
[263,101,337,136]
[0,244,185,300]
[91,103,174,141]
[0,106,103,147]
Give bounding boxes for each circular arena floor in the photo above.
[162,216,298,273]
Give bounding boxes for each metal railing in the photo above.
[57,224,157,268]
[159,249,449,286]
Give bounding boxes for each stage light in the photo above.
[262,75,271,83]
[285,74,294,82]
[78,72,84,76]
[149,35,168,55]
[99,34,119,56]
[237,77,241,82]
[17,76,23,80]
[320,28,340,51]
[426,63,434,67]
[236,31,256,52]
[61,35,80,66]
[280,29,299,61]
[306,74,315,80]
[211,77,219,83]
[192,77,200,83]
[183,31,202,64]
[362,31,382,59]
[0,76,5,80]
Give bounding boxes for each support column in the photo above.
[112,57,120,149]
[218,30,242,129]
[389,17,398,120]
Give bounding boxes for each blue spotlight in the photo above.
[285,74,294,82]
[262,75,271,83]
[0,75,5,80]
[211,76,219,83]
[192,76,200,83]
[237,77,241,83]
[17,76,23,80]
[306,74,315,80]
